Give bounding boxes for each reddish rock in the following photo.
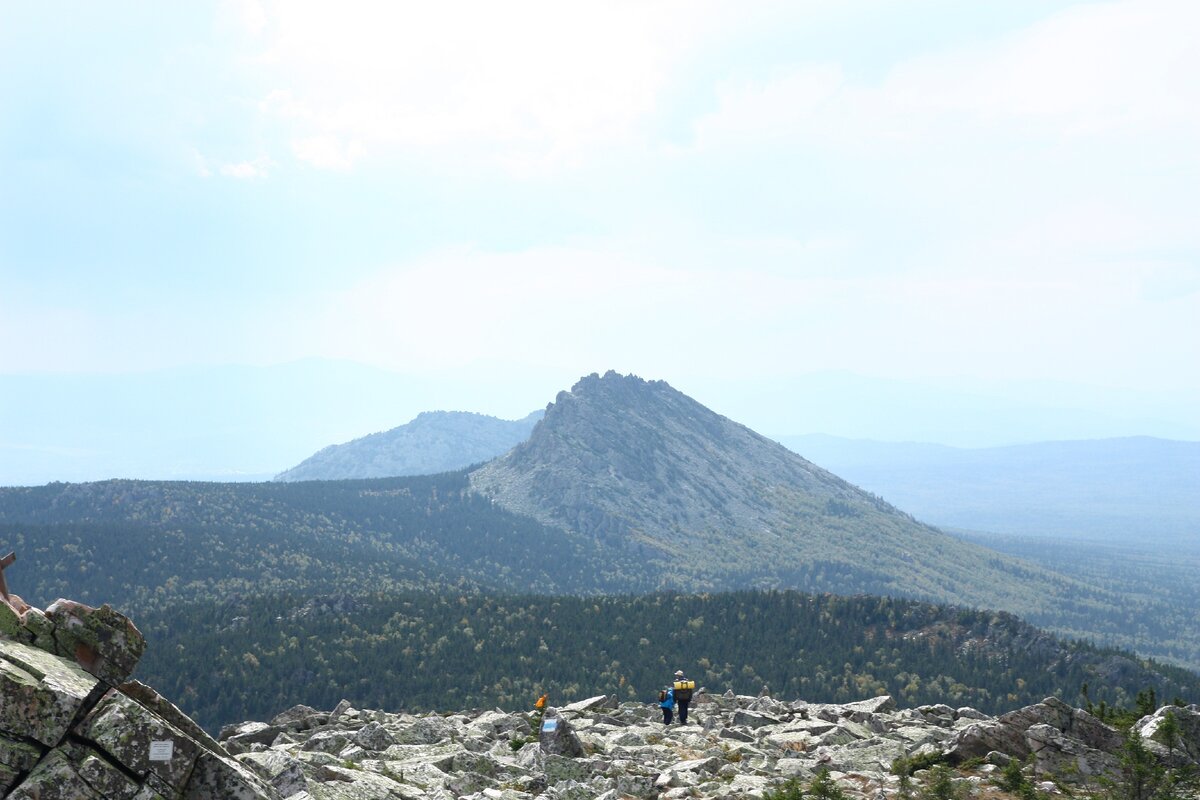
[45,599,146,685]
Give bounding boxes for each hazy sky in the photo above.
[3,2,1198,411]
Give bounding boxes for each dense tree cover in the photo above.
[2,475,1199,673]
[134,590,1200,734]
[956,533,1200,669]
[0,473,654,614]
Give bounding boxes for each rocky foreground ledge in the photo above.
[0,595,277,799]
[220,691,1200,800]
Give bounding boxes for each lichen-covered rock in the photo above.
[76,689,203,790]
[5,746,107,800]
[395,715,457,745]
[944,721,1030,763]
[120,678,227,756]
[0,733,43,794]
[842,696,897,715]
[1,597,279,800]
[0,733,43,775]
[353,721,397,752]
[223,721,287,755]
[270,704,329,732]
[560,694,615,714]
[733,709,781,728]
[5,741,147,800]
[44,599,146,686]
[183,748,281,800]
[0,638,100,747]
[239,750,310,797]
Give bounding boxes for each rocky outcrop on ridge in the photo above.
[0,591,277,799]
[220,690,1200,800]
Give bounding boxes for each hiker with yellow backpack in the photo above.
[672,669,695,724]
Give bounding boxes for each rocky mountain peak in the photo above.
[468,372,1125,618]
[475,371,851,544]
[556,370,673,404]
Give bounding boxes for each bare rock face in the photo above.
[0,598,279,800]
[1026,722,1121,782]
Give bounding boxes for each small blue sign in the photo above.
[541,718,558,732]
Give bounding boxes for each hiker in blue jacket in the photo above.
[659,684,675,725]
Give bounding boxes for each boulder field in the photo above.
[220,691,1200,800]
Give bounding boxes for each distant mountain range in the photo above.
[1,371,1197,672]
[274,388,1197,549]
[780,434,1200,545]
[274,410,542,481]
[5,359,1198,486]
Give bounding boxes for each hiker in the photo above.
[672,669,695,724]
[658,684,675,725]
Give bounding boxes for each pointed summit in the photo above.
[470,372,1063,610]
[475,371,863,541]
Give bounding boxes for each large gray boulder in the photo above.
[1135,705,1200,763]
[539,712,586,758]
[1026,723,1121,782]
[0,599,279,800]
[0,639,99,747]
[944,696,1122,766]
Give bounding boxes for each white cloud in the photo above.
[692,0,1200,150]
[223,0,268,36]
[219,157,274,179]
[291,135,364,171]
[240,0,725,172]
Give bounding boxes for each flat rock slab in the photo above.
[0,638,100,746]
[183,748,281,800]
[5,742,142,800]
[841,696,897,715]
[76,689,202,791]
[239,750,310,797]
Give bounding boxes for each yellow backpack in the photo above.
[672,679,695,701]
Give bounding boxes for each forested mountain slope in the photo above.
[0,473,652,615]
[275,410,542,482]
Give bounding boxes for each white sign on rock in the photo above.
[149,740,174,762]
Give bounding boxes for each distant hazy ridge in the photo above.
[780,434,1200,545]
[274,409,542,481]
